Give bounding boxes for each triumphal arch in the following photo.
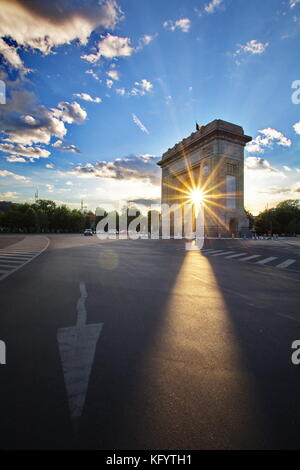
[157,119,252,237]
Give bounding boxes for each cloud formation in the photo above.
[204,0,224,14]
[52,140,81,154]
[132,114,149,134]
[0,38,26,72]
[73,93,101,103]
[0,169,30,182]
[245,157,282,174]
[163,19,191,33]
[293,121,300,134]
[0,0,121,55]
[246,128,292,154]
[0,142,50,160]
[53,101,87,124]
[81,34,133,63]
[69,154,160,185]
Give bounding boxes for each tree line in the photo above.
[252,200,300,235]
[0,198,299,235]
[0,200,154,233]
[0,200,89,233]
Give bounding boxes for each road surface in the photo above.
[0,234,300,449]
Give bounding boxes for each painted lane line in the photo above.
[256,256,278,265]
[239,255,261,262]
[0,237,49,282]
[212,251,235,257]
[57,282,103,436]
[225,253,247,259]
[276,259,296,269]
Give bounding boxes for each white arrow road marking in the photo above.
[57,282,103,435]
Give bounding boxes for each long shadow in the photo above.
[78,238,188,449]
[203,245,300,449]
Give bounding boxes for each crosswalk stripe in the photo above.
[225,253,247,259]
[256,256,278,265]
[0,248,37,255]
[0,258,24,263]
[0,264,20,269]
[239,255,261,262]
[205,250,225,255]
[0,255,32,261]
[212,251,235,257]
[276,259,296,269]
[0,253,34,258]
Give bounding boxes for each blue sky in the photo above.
[0,0,299,214]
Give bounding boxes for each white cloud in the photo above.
[139,34,154,46]
[0,141,50,160]
[73,93,101,103]
[236,40,269,56]
[0,0,122,54]
[106,79,113,88]
[52,140,81,154]
[0,38,26,71]
[107,69,119,81]
[69,154,160,185]
[132,113,149,134]
[116,88,125,96]
[81,34,133,63]
[163,18,191,33]
[139,79,153,92]
[0,169,30,182]
[259,182,300,194]
[66,181,74,186]
[283,165,292,171]
[245,157,283,174]
[0,191,19,198]
[53,101,87,124]
[130,79,153,96]
[1,89,68,145]
[5,156,26,163]
[290,0,300,7]
[246,128,292,154]
[46,184,54,193]
[46,163,54,169]
[204,0,224,14]
[85,69,101,81]
[293,121,300,134]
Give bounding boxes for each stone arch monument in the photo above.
[157,119,252,237]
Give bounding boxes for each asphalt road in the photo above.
[0,234,300,450]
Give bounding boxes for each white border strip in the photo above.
[0,236,50,282]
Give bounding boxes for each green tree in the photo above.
[244,208,255,230]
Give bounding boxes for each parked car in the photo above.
[84,229,93,236]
